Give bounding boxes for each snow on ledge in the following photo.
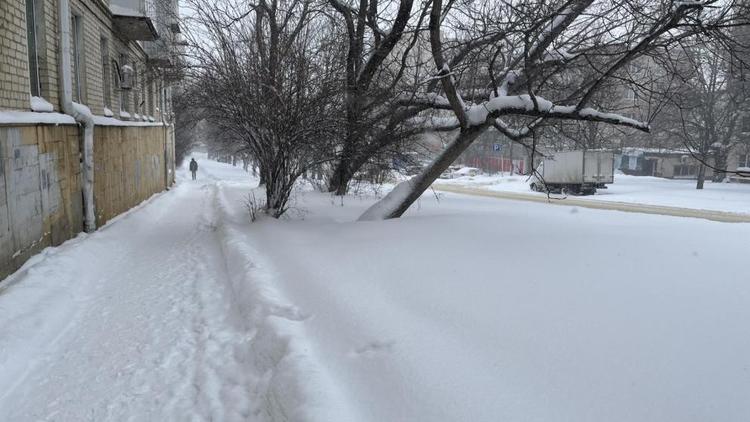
[103,107,114,117]
[93,115,165,127]
[0,110,76,125]
[109,4,142,17]
[30,96,54,112]
[72,102,93,118]
[120,110,131,119]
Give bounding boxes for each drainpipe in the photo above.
[59,0,96,232]
[163,114,169,188]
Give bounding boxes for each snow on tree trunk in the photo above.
[359,125,487,220]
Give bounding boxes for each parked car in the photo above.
[439,165,462,179]
[454,167,481,177]
[530,150,614,195]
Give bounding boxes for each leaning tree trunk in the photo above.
[696,163,706,190]
[359,124,489,220]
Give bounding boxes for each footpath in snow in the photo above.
[1,157,749,422]
[0,158,345,421]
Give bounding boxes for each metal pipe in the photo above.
[58,0,96,232]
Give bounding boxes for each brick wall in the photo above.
[0,0,32,110]
[1,0,166,121]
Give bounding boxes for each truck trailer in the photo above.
[530,150,614,195]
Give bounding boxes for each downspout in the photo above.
[161,88,170,188]
[163,115,169,188]
[163,86,175,187]
[59,0,96,232]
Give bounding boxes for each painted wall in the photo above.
[93,124,170,226]
[0,122,174,279]
[0,124,83,278]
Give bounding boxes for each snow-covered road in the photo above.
[0,162,260,421]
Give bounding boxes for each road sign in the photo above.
[493,143,502,152]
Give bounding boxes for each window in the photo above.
[674,164,697,177]
[148,77,156,117]
[157,79,163,117]
[25,0,42,96]
[118,53,129,116]
[132,62,139,116]
[141,70,147,117]
[71,13,85,102]
[101,37,111,110]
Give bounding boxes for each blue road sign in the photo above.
[493,143,502,152]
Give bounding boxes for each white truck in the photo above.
[530,150,614,195]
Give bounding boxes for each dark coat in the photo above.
[189,160,198,171]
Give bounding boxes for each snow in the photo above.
[358,177,415,221]
[622,146,692,155]
[1,157,750,421]
[30,96,54,112]
[103,106,114,117]
[109,4,142,17]
[0,110,76,125]
[438,172,750,214]
[120,110,131,119]
[72,101,92,117]
[93,115,164,126]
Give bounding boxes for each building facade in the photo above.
[0,0,180,278]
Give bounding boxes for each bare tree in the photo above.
[670,43,749,188]
[324,0,435,195]
[181,0,342,217]
[360,0,750,220]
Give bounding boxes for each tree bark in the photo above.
[696,163,706,189]
[328,160,353,195]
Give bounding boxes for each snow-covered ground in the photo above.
[1,157,749,421]
[437,172,750,214]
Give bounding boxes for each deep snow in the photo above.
[1,157,749,421]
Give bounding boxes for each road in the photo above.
[433,183,750,223]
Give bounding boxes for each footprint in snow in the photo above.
[352,340,395,358]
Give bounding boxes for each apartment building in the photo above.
[0,0,181,278]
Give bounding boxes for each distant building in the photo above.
[0,0,182,277]
[618,148,715,179]
[458,128,532,175]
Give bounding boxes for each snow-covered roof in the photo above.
[621,147,692,156]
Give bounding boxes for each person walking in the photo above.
[189,158,198,180]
